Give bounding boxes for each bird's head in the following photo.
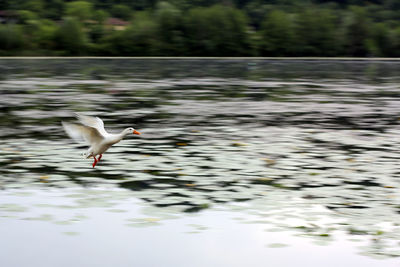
[127,127,141,135]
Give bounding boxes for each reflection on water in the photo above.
[1,59,400,265]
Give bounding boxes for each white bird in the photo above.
[62,114,141,168]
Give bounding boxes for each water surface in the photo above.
[1,59,400,266]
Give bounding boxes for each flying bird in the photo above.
[62,114,141,168]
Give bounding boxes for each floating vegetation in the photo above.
[0,204,28,213]
[63,232,80,236]
[267,243,289,248]
[126,217,162,228]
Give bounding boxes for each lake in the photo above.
[1,58,400,266]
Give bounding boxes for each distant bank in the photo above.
[0,57,400,61]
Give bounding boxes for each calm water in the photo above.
[1,59,400,266]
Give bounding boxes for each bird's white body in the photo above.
[85,128,131,158]
[62,114,140,167]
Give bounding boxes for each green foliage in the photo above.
[35,20,58,51]
[244,2,273,29]
[93,10,109,24]
[0,24,25,54]
[42,0,64,20]
[55,17,87,55]
[259,10,295,56]
[65,1,94,21]
[367,22,391,56]
[185,5,251,56]
[389,26,400,57]
[102,12,158,56]
[342,6,371,56]
[155,2,185,55]
[18,10,38,23]
[0,0,400,56]
[88,24,106,44]
[294,8,339,56]
[21,0,44,14]
[20,19,58,54]
[110,4,132,20]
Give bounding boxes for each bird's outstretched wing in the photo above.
[75,113,108,136]
[62,122,103,145]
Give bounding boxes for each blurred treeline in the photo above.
[1,0,400,57]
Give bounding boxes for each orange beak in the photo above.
[133,130,141,135]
